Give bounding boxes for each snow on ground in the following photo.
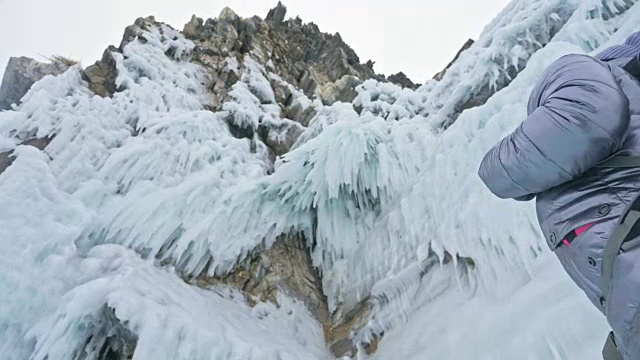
[1,0,640,359]
[372,256,608,360]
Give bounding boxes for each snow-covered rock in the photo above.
[1,1,640,360]
[0,57,69,110]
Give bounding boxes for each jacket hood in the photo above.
[596,31,640,61]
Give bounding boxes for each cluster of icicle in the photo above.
[2,1,640,359]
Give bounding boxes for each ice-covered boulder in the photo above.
[0,57,69,110]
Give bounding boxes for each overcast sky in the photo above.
[0,0,509,83]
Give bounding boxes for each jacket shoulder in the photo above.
[528,54,614,113]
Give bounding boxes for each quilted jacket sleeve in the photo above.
[478,54,630,199]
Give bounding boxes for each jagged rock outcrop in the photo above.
[265,1,288,23]
[82,17,156,98]
[0,55,61,166]
[178,4,418,158]
[82,46,119,98]
[183,3,412,106]
[433,38,474,81]
[0,57,69,110]
[388,72,418,89]
[0,4,423,358]
[193,233,329,324]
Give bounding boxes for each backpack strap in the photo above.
[623,53,640,79]
[590,58,640,308]
[595,149,640,308]
[602,332,623,360]
[595,155,640,168]
[595,150,640,168]
[600,209,640,310]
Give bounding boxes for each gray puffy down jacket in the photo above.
[478,52,640,358]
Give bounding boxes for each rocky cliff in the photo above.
[0,4,430,358]
[2,1,637,360]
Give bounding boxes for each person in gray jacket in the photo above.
[478,32,640,359]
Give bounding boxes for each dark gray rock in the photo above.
[284,101,317,127]
[190,3,385,99]
[0,57,68,110]
[183,15,204,39]
[0,151,14,175]
[388,72,418,89]
[119,17,153,50]
[266,2,287,24]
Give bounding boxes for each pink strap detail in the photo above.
[574,222,596,236]
[562,222,596,247]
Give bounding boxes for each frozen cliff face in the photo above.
[1,1,640,360]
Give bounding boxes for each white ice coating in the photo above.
[1,1,640,359]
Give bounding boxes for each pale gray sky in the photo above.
[0,0,509,83]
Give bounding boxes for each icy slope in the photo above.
[1,0,640,359]
[370,40,610,360]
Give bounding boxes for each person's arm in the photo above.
[478,54,630,200]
